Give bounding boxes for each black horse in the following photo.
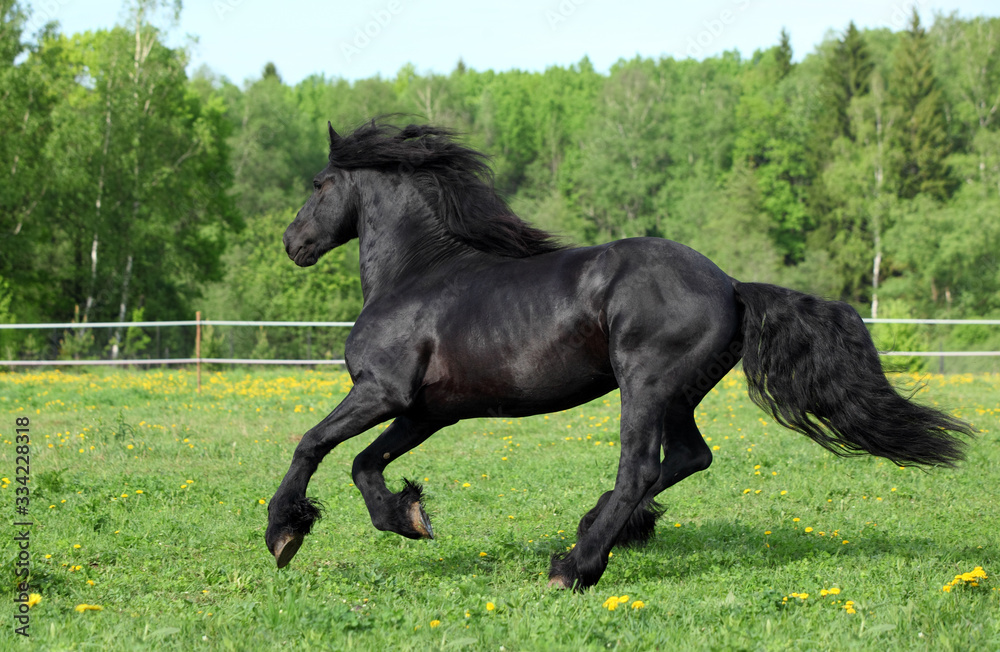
[266,120,973,590]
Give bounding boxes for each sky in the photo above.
[22,0,999,86]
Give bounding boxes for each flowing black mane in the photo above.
[329,121,564,258]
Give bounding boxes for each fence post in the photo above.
[196,311,202,393]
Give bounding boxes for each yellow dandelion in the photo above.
[258,499,266,505]
[479,552,487,557]
[486,602,495,611]
[74,604,103,613]
[26,594,41,608]
[804,527,813,533]
[429,619,440,628]
[631,600,645,609]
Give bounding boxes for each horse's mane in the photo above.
[329,120,564,258]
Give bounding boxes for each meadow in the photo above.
[1,368,998,651]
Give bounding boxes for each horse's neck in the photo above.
[356,186,484,303]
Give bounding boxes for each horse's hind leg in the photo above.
[352,416,455,539]
[549,393,664,590]
[577,410,711,547]
[623,410,712,544]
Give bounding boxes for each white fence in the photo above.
[1,317,999,368]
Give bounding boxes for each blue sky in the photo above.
[23,0,999,86]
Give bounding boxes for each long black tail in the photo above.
[733,281,974,467]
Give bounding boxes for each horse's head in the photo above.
[283,123,359,267]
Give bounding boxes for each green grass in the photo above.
[2,368,999,650]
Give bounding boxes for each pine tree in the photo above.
[824,21,874,139]
[890,10,956,200]
[776,28,793,80]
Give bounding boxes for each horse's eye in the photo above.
[313,180,322,190]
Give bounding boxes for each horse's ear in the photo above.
[328,121,340,144]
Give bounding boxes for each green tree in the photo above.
[731,41,815,263]
[776,28,793,80]
[34,3,239,340]
[480,70,541,193]
[226,66,315,218]
[890,10,956,200]
[0,0,69,322]
[819,69,899,312]
[824,21,875,139]
[567,58,671,241]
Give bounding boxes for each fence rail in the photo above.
[0,320,356,329]
[0,358,347,366]
[1,318,999,372]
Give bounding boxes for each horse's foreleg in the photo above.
[266,387,398,568]
[550,402,663,590]
[352,416,454,539]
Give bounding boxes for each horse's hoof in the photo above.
[410,501,434,539]
[547,576,571,590]
[273,532,304,568]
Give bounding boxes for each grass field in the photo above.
[1,368,998,651]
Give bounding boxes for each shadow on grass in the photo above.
[288,514,948,593]
[308,519,972,583]
[611,517,938,583]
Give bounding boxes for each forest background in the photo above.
[1,0,998,370]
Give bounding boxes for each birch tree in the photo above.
[36,2,237,356]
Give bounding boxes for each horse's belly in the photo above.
[416,370,617,419]
[415,341,616,419]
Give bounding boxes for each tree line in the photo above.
[1,1,998,369]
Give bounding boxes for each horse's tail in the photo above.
[732,281,974,467]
